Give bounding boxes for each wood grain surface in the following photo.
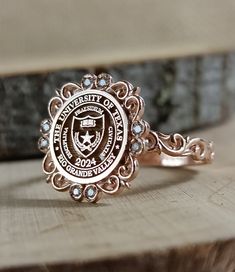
[1,0,235,75]
[0,117,235,271]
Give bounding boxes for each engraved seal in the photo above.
[39,73,214,203]
[50,90,128,184]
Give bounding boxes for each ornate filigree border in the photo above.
[39,73,214,202]
[39,73,149,202]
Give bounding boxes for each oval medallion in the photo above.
[50,90,128,184]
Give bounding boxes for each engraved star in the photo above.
[115,145,120,149]
[81,131,94,144]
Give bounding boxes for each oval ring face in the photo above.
[50,89,128,184]
[39,73,213,203]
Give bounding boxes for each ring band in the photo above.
[139,131,214,167]
[38,73,214,203]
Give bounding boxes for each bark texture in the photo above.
[0,54,235,159]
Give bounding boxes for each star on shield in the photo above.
[71,114,105,158]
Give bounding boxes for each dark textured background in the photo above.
[0,54,235,160]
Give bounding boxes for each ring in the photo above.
[38,73,214,203]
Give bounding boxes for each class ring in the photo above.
[38,73,214,203]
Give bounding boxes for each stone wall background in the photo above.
[0,54,235,160]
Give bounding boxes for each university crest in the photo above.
[71,114,104,158]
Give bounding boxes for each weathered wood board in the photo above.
[0,116,234,271]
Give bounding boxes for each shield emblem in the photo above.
[71,114,105,158]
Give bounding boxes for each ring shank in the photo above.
[139,152,210,167]
[139,131,214,167]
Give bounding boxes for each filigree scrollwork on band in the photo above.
[184,137,214,162]
[158,133,187,155]
[146,131,214,164]
[145,131,160,153]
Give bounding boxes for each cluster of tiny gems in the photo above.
[131,122,144,153]
[82,73,111,89]
[70,185,97,201]
[38,119,51,151]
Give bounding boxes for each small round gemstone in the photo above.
[131,141,142,153]
[88,188,95,197]
[84,78,91,87]
[38,137,49,152]
[73,187,81,197]
[132,122,143,135]
[81,74,95,89]
[96,73,112,89]
[70,185,83,201]
[85,185,97,200]
[40,119,51,134]
[98,78,107,87]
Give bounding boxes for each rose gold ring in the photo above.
[38,73,214,203]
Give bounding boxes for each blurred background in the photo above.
[1,1,235,272]
[1,0,235,160]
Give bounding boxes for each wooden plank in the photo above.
[0,116,235,271]
[1,0,235,75]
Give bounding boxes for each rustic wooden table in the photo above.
[0,117,234,271]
